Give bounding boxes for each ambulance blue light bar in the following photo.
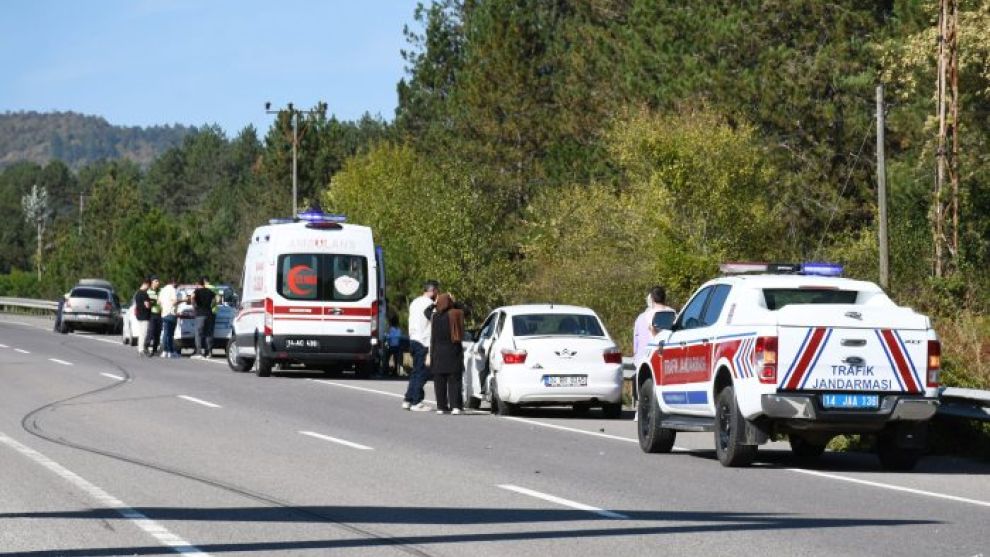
[799,262,844,277]
[297,210,346,224]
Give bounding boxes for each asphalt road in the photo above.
[0,314,988,557]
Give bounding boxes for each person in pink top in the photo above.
[633,286,674,362]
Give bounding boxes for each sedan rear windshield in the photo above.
[512,314,605,337]
[762,288,858,310]
[70,288,109,300]
[277,253,368,302]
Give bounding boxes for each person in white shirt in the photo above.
[158,278,180,358]
[403,280,439,411]
[633,286,674,363]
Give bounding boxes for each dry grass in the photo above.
[935,311,990,389]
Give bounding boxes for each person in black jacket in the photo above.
[430,293,465,415]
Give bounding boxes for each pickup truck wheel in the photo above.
[226,337,252,372]
[466,396,482,410]
[789,435,827,462]
[253,339,272,377]
[637,377,676,453]
[715,385,757,467]
[876,432,922,471]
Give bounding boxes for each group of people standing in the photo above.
[132,276,221,359]
[402,280,467,415]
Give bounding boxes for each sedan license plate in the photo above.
[821,393,879,409]
[542,375,587,388]
[286,339,319,350]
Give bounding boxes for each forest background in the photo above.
[1,1,988,414]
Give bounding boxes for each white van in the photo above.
[227,210,386,377]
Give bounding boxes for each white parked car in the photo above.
[463,304,624,418]
[122,285,235,355]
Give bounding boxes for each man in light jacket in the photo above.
[403,280,439,411]
[158,278,179,358]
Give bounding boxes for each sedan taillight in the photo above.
[501,349,527,365]
[603,347,623,364]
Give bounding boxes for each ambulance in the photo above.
[636,262,940,471]
[227,209,386,377]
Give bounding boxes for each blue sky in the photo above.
[0,1,419,135]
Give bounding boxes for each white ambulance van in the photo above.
[227,210,386,377]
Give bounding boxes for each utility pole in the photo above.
[876,84,889,290]
[934,0,960,277]
[78,192,84,235]
[264,102,325,216]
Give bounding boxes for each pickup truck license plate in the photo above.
[821,393,879,409]
[286,339,319,349]
[542,375,587,387]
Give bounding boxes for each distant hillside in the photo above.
[0,111,195,170]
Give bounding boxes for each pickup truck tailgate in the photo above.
[776,305,929,393]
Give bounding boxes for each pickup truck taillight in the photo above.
[603,347,623,364]
[927,340,941,388]
[755,336,778,384]
[264,297,273,336]
[502,349,527,365]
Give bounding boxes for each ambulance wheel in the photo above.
[354,361,374,379]
[715,385,757,467]
[789,435,827,462]
[638,377,676,454]
[227,337,251,372]
[876,432,922,471]
[253,339,272,377]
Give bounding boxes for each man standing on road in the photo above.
[403,280,439,411]
[133,278,152,356]
[159,277,179,358]
[191,277,215,359]
[144,276,162,356]
[633,286,674,363]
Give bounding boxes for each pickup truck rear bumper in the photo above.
[762,394,938,423]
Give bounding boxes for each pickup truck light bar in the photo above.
[719,261,844,277]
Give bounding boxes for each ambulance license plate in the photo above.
[286,339,319,350]
[821,394,879,409]
[543,375,587,387]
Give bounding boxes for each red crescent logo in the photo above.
[287,264,317,296]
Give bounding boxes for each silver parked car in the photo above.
[61,280,122,334]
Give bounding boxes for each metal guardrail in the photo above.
[1,296,987,421]
[0,297,58,312]
[938,387,990,422]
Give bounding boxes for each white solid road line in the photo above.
[0,431,209,556]
[498,484,628,519]
[299,430,374,451]
[14,348,29,354]
[177,395,222,409]
[787,468,990,509]
[308,379,438,405]
[101,372,126,381]
[48,358,73,366]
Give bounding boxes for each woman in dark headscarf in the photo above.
[429,292,465,414]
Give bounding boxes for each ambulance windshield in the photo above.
[277,254,368,301]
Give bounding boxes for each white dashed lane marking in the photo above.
[101,372,126,381]
[498,484,628,519]
[299,430,374,451]
[14,348,29,354]
[177,395,221,409]
[48,358,73,366]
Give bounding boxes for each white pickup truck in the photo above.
[636,263,940,471]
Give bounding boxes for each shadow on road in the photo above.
[0,505,938,556]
